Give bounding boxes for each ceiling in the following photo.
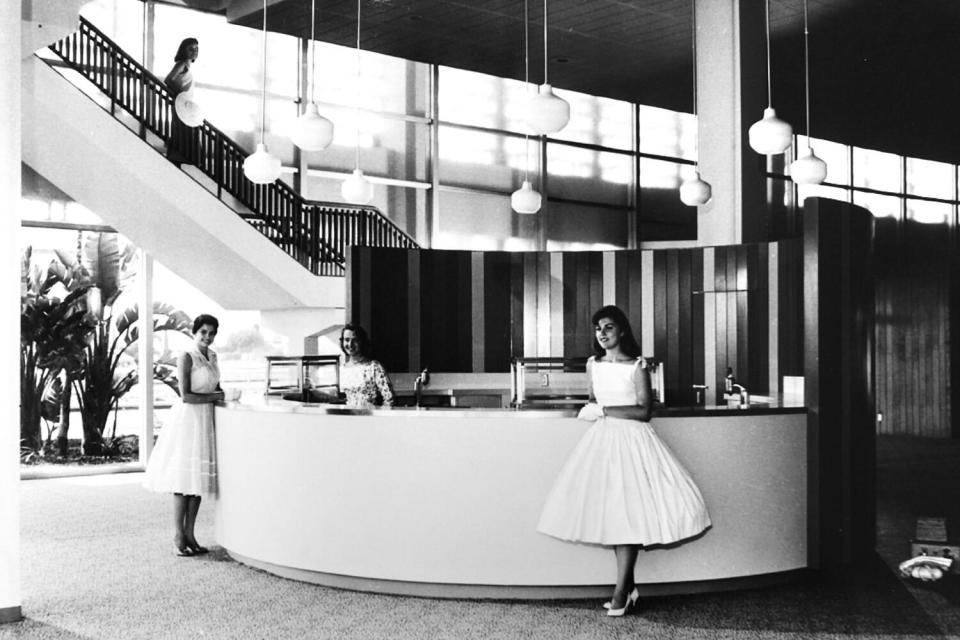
[201,0,960,164]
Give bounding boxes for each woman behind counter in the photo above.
[339,324,394,408]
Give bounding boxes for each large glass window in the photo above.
[853,192,900,219]
[639,105,695,161]
[907,158,955,200]
[853,147,902,192]
[907,199,953,225]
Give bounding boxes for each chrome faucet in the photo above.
[732,384,749,406]
[414,368,429,408]
[691,384,708,405]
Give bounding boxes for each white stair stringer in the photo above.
[21,56,343,311]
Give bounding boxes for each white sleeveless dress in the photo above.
[537,357,711,545]
[143,347,219,496]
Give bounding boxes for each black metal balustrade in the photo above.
[47,16,418,277]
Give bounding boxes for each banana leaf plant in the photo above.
[20,247,94,454]
[53,233,193,455]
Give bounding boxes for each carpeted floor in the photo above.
[2,434,959,640]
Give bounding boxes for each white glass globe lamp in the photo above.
[790,146,828,185]
[524,84,570,135]
[748,107,793,155]
[341,169,374,205]
[243,143,282,184]
[511,180,542,214]
[290,103,334,151]
[174,91,204,127]
[679,172,713,206]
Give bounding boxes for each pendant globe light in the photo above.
[243,0,282,184]
[679,0,712,207]
[789,0,827,185]
[512,0,542,215]
[341,0,374,205]
[523,0,569,135]
[748,0,792,155]
[290,0,334,151]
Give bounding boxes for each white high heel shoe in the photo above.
[604,587,639,616]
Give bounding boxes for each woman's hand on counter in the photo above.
[577,403,604,422]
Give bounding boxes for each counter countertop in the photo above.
[222,396,806,418]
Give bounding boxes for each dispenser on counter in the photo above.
[265,355,343,403]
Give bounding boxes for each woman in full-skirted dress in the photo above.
[537,305,711,616]
[144,313,224,556]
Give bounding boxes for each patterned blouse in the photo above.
[340,359,394,408]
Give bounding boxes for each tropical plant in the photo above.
[20,247,94,454]
[53,233,193,455]
[77,303,192,448]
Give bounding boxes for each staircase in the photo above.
[43,16,417,279]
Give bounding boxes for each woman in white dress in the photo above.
[164,37,199,166]
[537,305,711,616]
[144,314,224,556]
[339,324,394,408]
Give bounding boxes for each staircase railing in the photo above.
[47,16,418,277]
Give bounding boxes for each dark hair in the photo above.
[192,313,219,334]
[174,38,199,62]
[340,323,371,358]
[591,305,641,358]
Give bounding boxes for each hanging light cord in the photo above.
[802,0,811,146]
[524,0,531,181]
[542,0,548,84]
[308,0,316,104]
[354,0,362,171]
[691,0,698,170]
[691,0,697,118]
[764,0,772,108]
[260,0,268,145]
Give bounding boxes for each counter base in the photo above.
[226,549,808,600]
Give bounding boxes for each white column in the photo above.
[138,252,155,466]
[696,0,767,246]
[1,0,23,624]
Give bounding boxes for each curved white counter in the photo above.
[214,402,808,599]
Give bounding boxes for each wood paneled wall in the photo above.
[348,241,803,405]
[874,218,953,438]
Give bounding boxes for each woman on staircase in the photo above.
[164,37,199,166]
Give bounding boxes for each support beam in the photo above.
[1,0,23,624]
[138,252,155,466]
[696,0,769,246]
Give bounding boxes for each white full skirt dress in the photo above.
[143,347,219,497]
[537,358,711,545]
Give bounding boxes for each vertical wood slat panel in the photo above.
[653,251,668,374]
[510,253,525,364]
[550,253,565,358]
[677,249,693,407]
[523,253,538,358]
[691,248,705,404]
[483,252,513,373]
[407,251,420,373]
[702,248,716,404]
[471,252,485,373]
[639,251,653,356]
[665,250,680,403]
[588,252,604,333]
[562,254,578,358]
